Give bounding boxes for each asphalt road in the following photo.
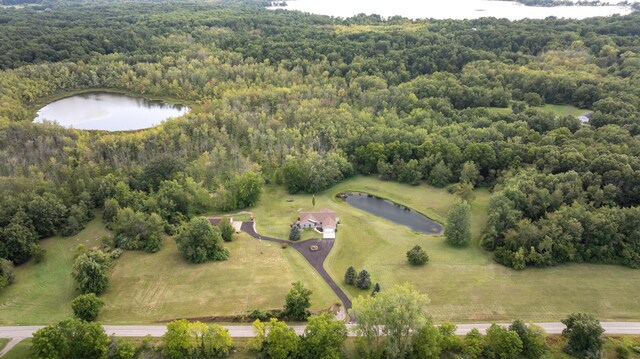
[2,322,640,339]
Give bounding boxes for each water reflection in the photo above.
[342,192,443,235]
[34,91,190,131]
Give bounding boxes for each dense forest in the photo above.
[0,0,639,288]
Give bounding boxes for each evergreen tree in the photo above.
[344,266,357,285]
[371,282,381,297]
[289,224,301,242]
[356,269,372,290]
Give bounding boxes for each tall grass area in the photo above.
[251,176,640,323]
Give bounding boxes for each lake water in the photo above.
[33,92,190,131]
[343,193,443,235]
[269,0,635,20]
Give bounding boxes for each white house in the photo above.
[298,209,338,239]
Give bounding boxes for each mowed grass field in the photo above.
[100,233,336,323]
[0,219,105,324]
[251,176,640,323]
[2,176,640,325]
[0,217,336,325]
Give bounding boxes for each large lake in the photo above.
[343,193,443,235]
[269,0,635,20]
[33,92,190,131]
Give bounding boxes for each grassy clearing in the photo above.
[0,219,106,325]
[542,104,591,117]
[2,339,32,359]
[100,232,336,323]
[0,338,8,352]
[0,216,336,325]
[483,104,590,118]
[251,176,640,323]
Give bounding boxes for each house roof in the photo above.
[299,209,337,228]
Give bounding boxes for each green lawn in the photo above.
[2,339,32,359]
[0,338,8,352]
[101,232,337,323]
[251,176,640,323]
[2,176,640,325]
[0,219,106,325]
[0,217,336,325]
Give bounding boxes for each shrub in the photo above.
[218,217,234,242]
[406,245,429,265]
[32,245,46,263]
[289,224,301,242]
[72,293,105,321]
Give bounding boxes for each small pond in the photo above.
[342,193,443,235]
[33,91,190,131]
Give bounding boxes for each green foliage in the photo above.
[163,319,234,359]
[562,313,605,358]
[428,160,452,187]
[406,245,429,265]
[112,208,164,253]
[31,318,110,359]
[351,283,429,359]
[71,249,111,295]
[509,319,549,359]
[230,171,263,209]
[283,281,312,321]
[102,198,120,229]
[71,293,104,321]
[0,258,15,290]
[410,319,442,359]
[174,217,229,264]
[463,328,484,359]
[484,324,523,359]
[371,282,381,297]
[356,269,372,290]
[111,338,137,359]
[218,217,235,242]
[344,266,357,285]
[288,224,301,242]
[300,313,347,359]
[445,200,471,246]
[282,152,353,194]
[439,322,463,354]
[0,211,38,265]
[31,245,46,263]
[265,318,300,359]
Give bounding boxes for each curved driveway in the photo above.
[240,222,352,310]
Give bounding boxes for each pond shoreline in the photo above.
[28,87,196,126]
[33,90,191,132]
[337,191,444,235]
